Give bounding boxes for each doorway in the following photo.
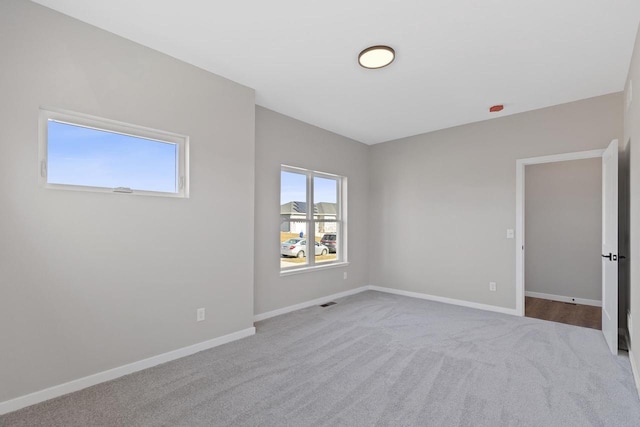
[515,141,619,354]
[524,157,602,329]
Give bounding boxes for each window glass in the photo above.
[281,171,306,206]
[47,121,178,193]
[280,167,345,271]
[314,176,338,263]
[314,176,337,204]
[280,220,309,268]
[40,109,188,197]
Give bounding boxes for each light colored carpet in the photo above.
[2,290,639,426]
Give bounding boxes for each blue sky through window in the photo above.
[47,121,178,192]
[313,176,337,204]
[280,171,337,205]
[281,171,306,205]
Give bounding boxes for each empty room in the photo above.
[2,1,640,426]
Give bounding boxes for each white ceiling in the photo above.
[33,0,640,144]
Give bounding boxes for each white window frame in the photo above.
[280,165,348,275]
[38,107,189,198]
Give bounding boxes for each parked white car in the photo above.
[281,239,329,258]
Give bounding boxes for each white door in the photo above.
[602,139,618,354]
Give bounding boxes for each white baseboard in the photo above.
[6,284,599,415]
[255,285,520,323]
[627,314,638,398]
[369,286,519,316]
[253,286,369,322]
[525,291,602,307]
[0,327,255,416]
[629,346,640,400]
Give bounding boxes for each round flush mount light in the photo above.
[358,45,395,69]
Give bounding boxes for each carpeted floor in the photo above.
[2,290,639,426]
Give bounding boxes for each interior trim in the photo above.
[254,286,369,321]
[525,291,602,307]
[629,346,640,399]
[369,286,518,316]
[0,327,256,416]
[515,148,606,316]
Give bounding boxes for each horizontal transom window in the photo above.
[39,108,189,197]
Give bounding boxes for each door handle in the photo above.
[602,253,618,261]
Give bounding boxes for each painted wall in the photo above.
[0,1,255,402]
[254,107,369,316]
[0,0,635,409]
[525,159,602,302]
[623,22,640,382]
[369,93,623,310]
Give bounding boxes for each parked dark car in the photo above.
[320,233,337,253]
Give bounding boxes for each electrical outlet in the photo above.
[196,308,205,322]
[489,282,497,292]
[344,272,347,280]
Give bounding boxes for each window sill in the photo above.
[280,261,350,277]
[42,182,188,198]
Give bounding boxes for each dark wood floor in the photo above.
[525,297,601,330]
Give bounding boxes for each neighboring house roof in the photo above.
[315,202,336,216]
[281,201,336,216]
[280,201,310,215]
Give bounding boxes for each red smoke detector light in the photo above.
[489,105,504,113]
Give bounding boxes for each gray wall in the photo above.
[524,159,602,301]
[369,93,623,309]
[254,107,369,316]
[624,23,640,375]
[0,1,255,402]
[0,0,634,407]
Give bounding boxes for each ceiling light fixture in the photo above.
[358,45,395,69]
